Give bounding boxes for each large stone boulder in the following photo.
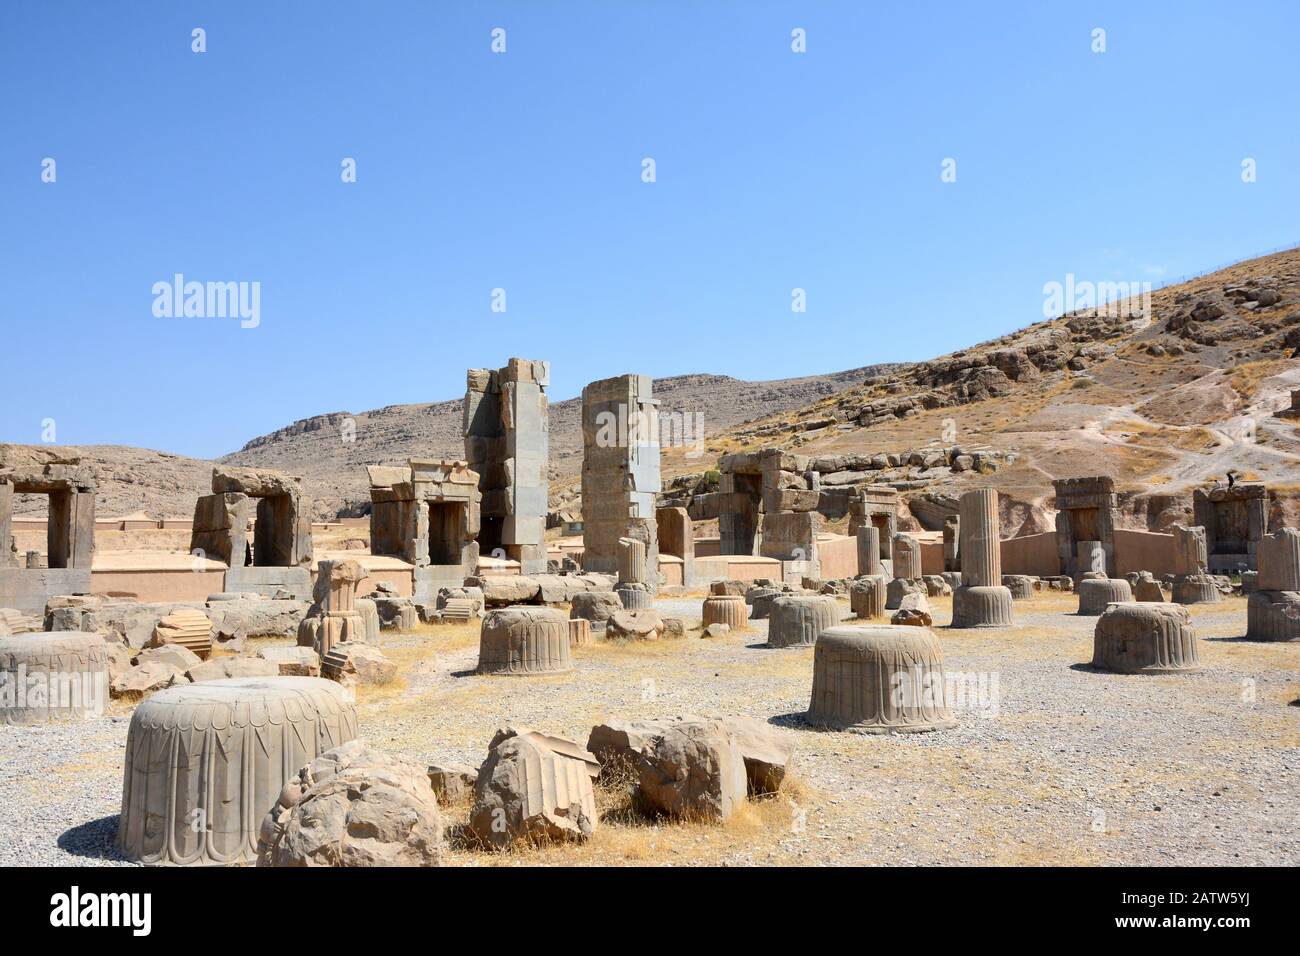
[635,719,748,822]
[257,740,443,867]
[606,609,664,641]
[469,730,598,848]
[110,660,189,701]
[187,656,279,683]
[569,591,623,630]
[257,645,322,677]
[137,643,203,672]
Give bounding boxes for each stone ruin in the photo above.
[367,459,480,601]
[1277,388,1300,420]
[0,457,96,612]
[464,358,549,575]
[0,631,109,724]
[580,374,661,590]
[806,625,956,734]
[299,559,368,658]
[717,449,820,579]
[190,466,313,599]
[1193,483,1268,573]
[118,676,358,866]
[1092,602,1200,674]
[476,606,572,675]
[1170,524,1221,605]
[1053,476,1118,578]
[848,485,899,567]
[1247,528,1300,641]
[657,505,694,587]
[951,488,1014,628]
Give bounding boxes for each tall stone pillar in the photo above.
[856,526,881,577]
[580,374,661,587]
[952,488,1013,628]
[1247,528,1300,641]
[942,516,960,573]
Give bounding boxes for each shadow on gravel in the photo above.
[58,815,128,862]
[745,641,776,650]
[1202,635,1253,643]
[767,712,808,730]
[1067,662,1102,673]
[449,668,478,678]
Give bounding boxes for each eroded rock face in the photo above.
[258,741,443,867]
[468,732,598,848]
[569,591,622,628]
[635,719,748,822]
[111,660,189,700]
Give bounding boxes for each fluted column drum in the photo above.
[767,596,843,648]
[1246,590,1300,641]
[477,606,572,675]
[568,618,593,647]
[958,488,1001,587]
[892,534,921,580]
[1077,578,1133,615]
[951,585,1014,628]
[850,575,887,619]
[856,526,882,577]
[1092,603,1200,673]
[618,537,647,585]
[0,632,109,725]
[806,625,957,734]
[702,594,748,629]
[117,677,358,866]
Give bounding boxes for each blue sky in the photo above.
[2,1,1296,459]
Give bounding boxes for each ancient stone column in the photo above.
[856,526,882,577]
[477,607,572,675]
[951,489,1014,628]
[118,677,358,865]
[942,516,960,573]
[892,534,921,580]
[1171,524,1220,604]
[767,596,842,649]
[614,537,652,609]
[806,625,957,734]
[1092,603,1200,674]
[850,576,887,619]
[1247,528,1300,641]
[1076,540,1106,577]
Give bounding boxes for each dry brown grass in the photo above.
[1227,358,1293,401]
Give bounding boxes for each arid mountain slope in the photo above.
[5,249,1297,525]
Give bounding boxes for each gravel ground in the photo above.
[2,591,1296,866]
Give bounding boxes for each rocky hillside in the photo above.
[6,248,1297,528]
[216,366,902,517]
[639,247,1300,536]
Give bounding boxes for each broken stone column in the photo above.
[702,594,747,629]
[856,526,882,577]
[1077,576,1134,615]
[0,632,109,724]
[118,677,358,865]
[310,560,368,658]
[469,728,598,847]
[951,489,1014,628]
[806,625,957,734]
[464,359,550,575]
[767,595,842,648]
[1092,603,1200,673]
[850,575,887,619]
[581,374,661,590]
[614,536,652,609]
[891,533,921,580]
[1076,540,1106,577]
[1171,524,1220,605]
[476,606,572,675]
[1246,528,1300,641]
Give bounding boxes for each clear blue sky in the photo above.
[2,1,1296,459]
